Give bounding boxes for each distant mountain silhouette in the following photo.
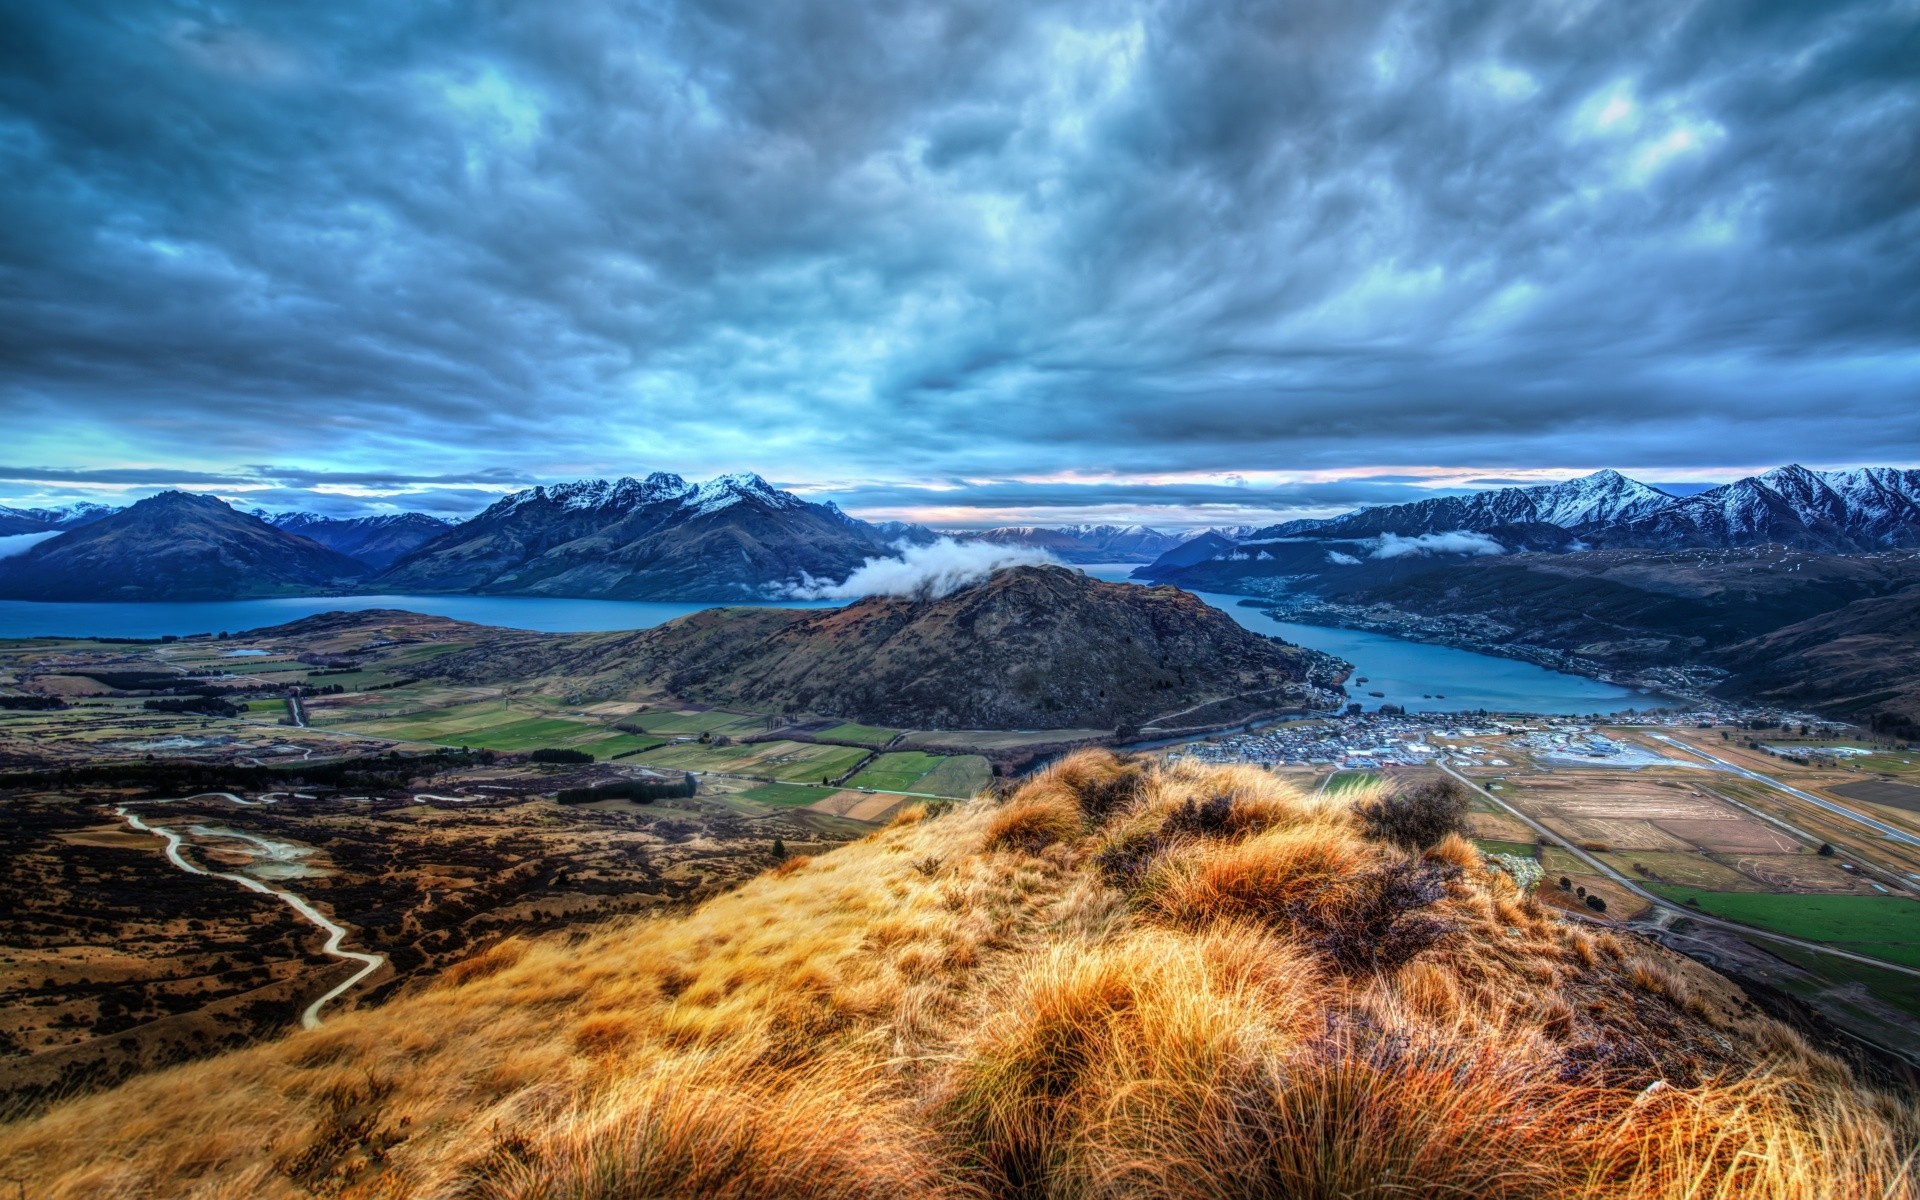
[0,492,366,600]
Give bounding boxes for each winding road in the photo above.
[116,798,385,1028]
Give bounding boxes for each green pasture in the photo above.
[1326,771,1380,793]
[626,709,768,736]
[916,755,993,798]
[738,783,836,808]
[816,721,901,747]
[1648,887,1920,969]
[846,751,947,791]
[757,743,871,783]
[1472,839,1537,859]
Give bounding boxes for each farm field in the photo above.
[626,709,770,737]
[845,750,992,798]
[846,751,949,791]
[813,721,901,746]
[916,754,993,798]
[630,739,871,783]
[903,728,1107,751]
[1647,888,1920,969]
[736,782,837,808]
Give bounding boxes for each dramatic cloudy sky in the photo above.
[1,0,1916,525]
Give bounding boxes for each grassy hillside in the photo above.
[2,754,1913,1198]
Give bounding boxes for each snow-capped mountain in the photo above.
[260,510,455,570]
[1602,465,1920,551]
[0,501,122,536]
[375,472,909,600]
[972,524,1189,563]
[1247,470,1674,542]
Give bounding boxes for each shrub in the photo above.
[530,748,595,764]
[555,775,698,804]
[981,792,1081,855]
[1358,777,1468,851]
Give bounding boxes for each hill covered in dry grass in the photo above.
[2,754,1913,1198]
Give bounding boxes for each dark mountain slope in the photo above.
[433,566,1330,729]
[1713,588,1920,724]
[0,492,367,601]
[1312,548,1919,665]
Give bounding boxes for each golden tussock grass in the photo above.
[2,749,1913,1199]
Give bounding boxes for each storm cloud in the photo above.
[1,0,1915,521]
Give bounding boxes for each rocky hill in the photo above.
[435,566,1331,729]
[0,755,1907,1198]
[0,491,368,600]
[374,472,904,600]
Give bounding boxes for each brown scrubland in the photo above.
[1,751,1913,1198]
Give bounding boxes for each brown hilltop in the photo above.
[435,565,1326,729]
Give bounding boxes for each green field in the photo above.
[1759,940,1920,1027]
[816,722,901,747]
[626,709,769,736]
[332,698,637,753]
[589,734,668,759]
[844,751,990,797]
[917,755,993,799]
[1325,771,1380,793]
[1473,839,1537,859]
[846,751,948,791]
[758,743,872,783]
[737,782,836,808]
[1648,887,1920,969]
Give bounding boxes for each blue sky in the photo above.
[1,0,1916,527]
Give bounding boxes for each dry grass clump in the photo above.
[3,749,1914,1199]
[463,1052,959,1200]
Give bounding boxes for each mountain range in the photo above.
[0,501,120,537]
[373,472,923,601]
[258,511,453,569]
[7,464,1920,605]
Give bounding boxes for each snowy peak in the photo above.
[1521,470,1673,529]
[1249,470,1674,542]
[1603,465,1920,551]
[682,472,805,517]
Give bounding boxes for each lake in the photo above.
[0,594,841,640]
[0,570,1671,715]
[1075,565,1672,716]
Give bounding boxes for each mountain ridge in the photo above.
[0,492,367,600]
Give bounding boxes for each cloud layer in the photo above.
[787,538,1055,600]
[2,0,1915,518]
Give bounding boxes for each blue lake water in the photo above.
[1075,565,1671,716]
[0,594,841,640]
[0,569,1672,715]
